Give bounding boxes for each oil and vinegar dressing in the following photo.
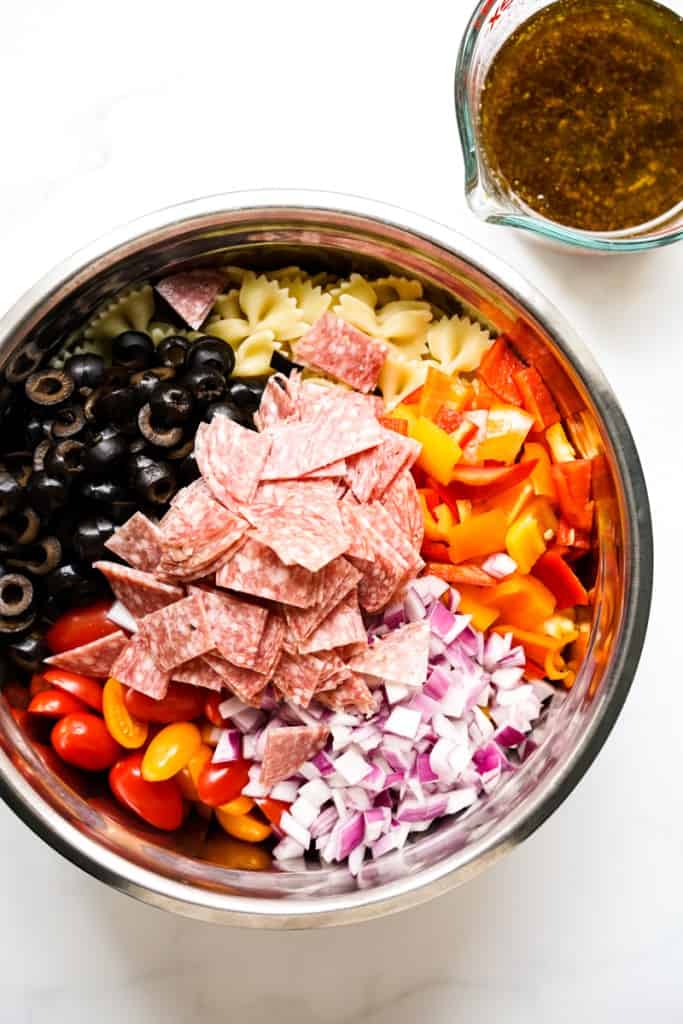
[479,0,683,232]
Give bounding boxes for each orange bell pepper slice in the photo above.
[418,366,472,421]
[456,586,501,631]
[555,518,592,553]
[378,415,409,436]
[552,460,594,531]
[447,508,508,563]
[476,480,535,525]
[513,366,561,430]
[521,442,557,500]
[532,550,589,608]
[446,459,537,502]
[478,338,525,405]
[505,496,557,573]
[482,574,556,632]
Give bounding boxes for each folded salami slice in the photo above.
[172,656,224,692]
[138,593,213,672]
[338,497,376,562]
[197,589,268,670]
[345,431,421,503]
[111,633,171,700]
[253,373,301,431]
[94,562,184,620]
[273,652,324,708]
[249,501,349,573]
[45,630,128,678]
[196,413,272,505]
[105,513,163,572]
[316,675,378,716]
[347,621,430,687]
[294,314,389,393]
[215,537,320,609]
[202,653,269,705]
[155,270,226,330]
[254,611,285,678]
[260,725,330,787]
[283,557,360,642]
[380,468,424,551]
[297,590,367,655]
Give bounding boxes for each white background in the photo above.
[0,1,681,1021]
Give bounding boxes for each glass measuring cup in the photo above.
[455,0,683,253]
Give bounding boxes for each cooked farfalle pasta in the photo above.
[83,285,155,341]
[378,350,428,410]
[370,276,424,305]
[426,315,494,374]
[232,331,282,378]
[332,293,432,361]
[147,322,196,346]
[284,279,332,336]
[207,273,301,349]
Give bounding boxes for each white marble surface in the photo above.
[0,1,681,1020]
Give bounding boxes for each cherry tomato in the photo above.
[203,835,272,871]
[43,669,103,712]
[219,795,255,816]
[109,751,185,831]
[51,713,122,772]
[215,809,272,843]
[141,722,202,782]
[257,797,290,829]
[204,692,224,727]
[2,681,29,710]
[197,758,251,808]
[124,682,206,723]
[29,674,51,698]
[28,689,89,718]
[45,600,118,653]
[102,678,148,749]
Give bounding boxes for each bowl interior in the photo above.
[0,196,652,925]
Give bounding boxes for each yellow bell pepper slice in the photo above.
[477,405,535,464]
[506,513,546,574]
[418,495,455,543]
[545,423,576,463]
[447,508,508,563]
[412,416,463,486]
[485,574,557,632]
[457,586,501,631]
[521,442,558,500]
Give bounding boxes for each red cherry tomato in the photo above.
[124,682,206,724]
[45,601,118,654]
[197,758,251,808]
[51,713,122,772]
[204,692,224,727]
[109,751,185,831]
[29,674,51,698]
[43,669,104,712]
[28,689,89,718]
[257,797,290,829]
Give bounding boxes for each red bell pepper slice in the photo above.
[555,518,592,554]
[552,460,594,531]
[478,338,525,406]
[423,562,497,587]
[513,366,561,430]
[421,540,451,562]
[378,415,409,436]
[532,550,589,608]
[445,459,537,502]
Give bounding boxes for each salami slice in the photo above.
[294,314,389,393]
[297,590,367,654]
[283,557,361,642]
[215,537,320,609]
[301,459,347,480]
[202,653,269,705]
[347,621,430,686]
[254,611,285,677]
[172,656,224,692]
[253,478,338,509]
[380,468,424,551]
[155,270,226,330]
[273,652,324,708]
[260,725,330,787]
[45,630,128,678]
[345,431,421,503]
[338,496,376,562]
[196,413,272,505]
[316,675,378,716]
[249,501,349,573]
[94,562,184,620]
[254,373,301,431]
[138,593,213,672]
[299,380,384,421]
[110,633,171,700]
[197,589,268,669]
[105,513,163,572]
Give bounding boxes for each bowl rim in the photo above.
[0,189,653,927]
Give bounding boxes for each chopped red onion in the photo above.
[385,706,421,739]
[309,806,338,839]
[273,837,307,861]
[280,811,311,849]
[299,778,332,807]
[290,796,318,829]
[218,695,248,719]
[334,748,372,785]
[212,729,242,764]
[106,600,138,633]
[270,779,300,802]
[482,553,517,579]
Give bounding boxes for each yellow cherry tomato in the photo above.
[102,678,148,749]
[215,808,272,843]
[218,795,255,816]
[141,721,202,782]
[187,743,212,790]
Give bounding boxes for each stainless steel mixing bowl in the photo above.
[0,191,652,927]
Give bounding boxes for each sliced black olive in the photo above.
[133,461,177,505]
[166,438,194,461]
[4,451,33,489]
[157,335,190,369]
[46,562,84,600]
[104,365,131,389]
[0,573,34,617]
[74,517,115,562]
[8,536,62,576]
[177,451,200,485]
[226,378,265,414]
[110,500,139,525]
[45,439,86,478]
[126,449,154,485]
[131,364,175,394]
[93,386,140,425]
[0,471,24,519]
[33,439,52,472]
[112,330,155,370]
[182,368,226,406]
[203,401,254,430]
[24,413,53,448]
[0,610,35,635]
[7,632,49,674]
[25,369,74,407]
[65,353,106,391]
[51,402,86,439]
[149,382,194,428]
[0,508,41,550]
[80,479,128,505]
[28,471,69,515]
[138,404,183,448]
[270,350,303,377]
[83,427,128,474]
[187,337,235,376]
[6,344,43,384]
